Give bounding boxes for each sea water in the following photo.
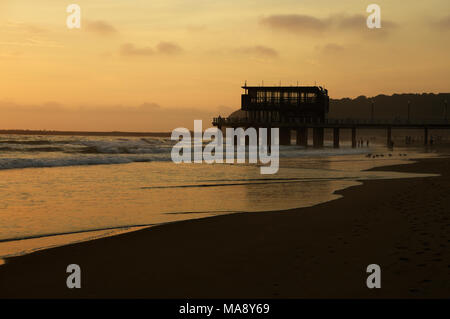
[0,134,439,263]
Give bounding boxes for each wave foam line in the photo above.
[141,177,359,189]
[0,224,157,243]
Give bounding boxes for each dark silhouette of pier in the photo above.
[212,85,450,148]
[213,117,450,148]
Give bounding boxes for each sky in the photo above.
[0,0,449,131]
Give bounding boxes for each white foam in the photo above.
[0,154,172,170]
[0,135,380,170]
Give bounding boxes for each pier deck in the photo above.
[212,117,450,147]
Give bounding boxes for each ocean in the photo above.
[0,134,438,264]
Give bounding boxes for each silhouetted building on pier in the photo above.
[213,84,450,148]
[241,85,329,124]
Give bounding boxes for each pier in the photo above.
[212,85,450,148]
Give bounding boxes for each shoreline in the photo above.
[1,156,449,298]
[0,154,431,264]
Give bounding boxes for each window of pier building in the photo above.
[289,92,299,105]
[307,92,317,103]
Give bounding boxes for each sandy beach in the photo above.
[1,156,449,299]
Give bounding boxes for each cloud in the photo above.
[260,14,327,33]
[0,38,62,48]
[3,22,48,34]
[316,43,344,54]
[20,24,47,34]
[0,22,61,48]
[260,13,398,37]
[235,45,278,58]
[120,42,183,57]
[156,42,183,55]
[85,20,118,35]
[333,14,365,31]
[433,15,450,30]
[333,14,398,32]
[120,43,155,56]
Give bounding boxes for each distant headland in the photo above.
[0,130,172,137]
[329,92,450,121]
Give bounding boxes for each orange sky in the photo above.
[0,0,449,131]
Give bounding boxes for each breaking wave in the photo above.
[0,135,372,170]
[0,154,175,170]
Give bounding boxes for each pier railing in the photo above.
[212,117,450,128]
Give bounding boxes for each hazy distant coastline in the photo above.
[0,130,171,137]
[329,92,450,120]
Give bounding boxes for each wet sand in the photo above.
[1,157,449,298]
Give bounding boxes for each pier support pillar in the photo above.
[296,127,308,147]
[244,127,250,146]
[313,127,324,148]
[221,127,226,143]
[387,126,392,147]
[280,128,291,145]
[424,127,428,145]
[333,128,340,148]
[351,127,357,148]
